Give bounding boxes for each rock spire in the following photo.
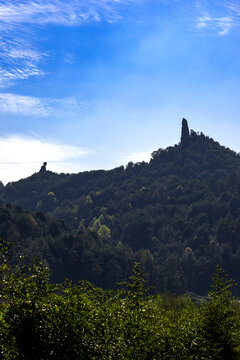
[181,118,189,147]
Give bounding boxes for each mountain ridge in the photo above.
[1,120,240,294]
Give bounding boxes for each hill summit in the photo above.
[1,119,240,294]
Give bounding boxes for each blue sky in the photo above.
[0,0,240,183]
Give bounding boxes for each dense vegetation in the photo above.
[0,244,239,360]
[0,200,137,288]
[2,120,240,294]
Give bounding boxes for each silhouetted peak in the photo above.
[40,162,47,172]
[181,118,189,147]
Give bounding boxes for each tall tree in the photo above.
[181,118,189,147]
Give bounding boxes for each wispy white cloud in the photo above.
[196,14,233,35]
[218,16,233,35]
[0,0,138,87]
[119,151,151,165]
[196,0,240,35]
[0,32,46,87]
[0,65,43,88]
[0,0,137,27]
[196,15,211,29]
[0,135,92,184]
[0,93,87,116]
[0,93,47,116]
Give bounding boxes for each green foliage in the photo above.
[0,251,240,359]
[97,224,111,240]
[209,264,236,303]
[153,292,190,312]
[201,266,240,359]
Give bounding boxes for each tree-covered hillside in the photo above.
[2,120,240,294]
[0,200,138,288]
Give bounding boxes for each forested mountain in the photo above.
[2,120,240,295]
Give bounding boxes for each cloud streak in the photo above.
[0,134,92,184]
[196,14,233,35]
[0,30,45,87]
[0,0,132,26]
[0,93,87,116]
[196,0,240,35]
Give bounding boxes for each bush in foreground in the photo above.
[0,242,239,359]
